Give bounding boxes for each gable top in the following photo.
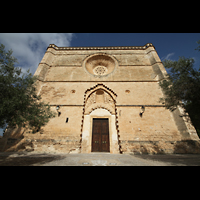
[47,43,155,51]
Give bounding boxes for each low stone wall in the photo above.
[4,137,81,154]
[120,140,200,154]
[31,138,81,153]
[4,137,200,154]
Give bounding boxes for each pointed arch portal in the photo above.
[81,84,121,154]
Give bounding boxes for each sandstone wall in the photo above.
[38,82,163,106]
[2,44,199,154]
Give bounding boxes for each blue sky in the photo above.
[0,33,200,136]
[71,33,200,69]
[1,33,200,74]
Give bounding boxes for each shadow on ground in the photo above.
[131,154,200,166]
[0,152,66,166]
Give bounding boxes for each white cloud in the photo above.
[161,52,175,61]
[0,33,74,75]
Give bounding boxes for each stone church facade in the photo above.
[1,43,200,154]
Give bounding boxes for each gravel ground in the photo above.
[0,152,200,166]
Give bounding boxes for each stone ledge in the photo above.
[47,43,155,51]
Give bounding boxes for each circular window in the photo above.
[94,66,107,75]
[83,54,117,77]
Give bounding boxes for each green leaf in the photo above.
[0,43,55,133]
[160,51,200,136]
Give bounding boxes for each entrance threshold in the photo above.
[90,152,111,154]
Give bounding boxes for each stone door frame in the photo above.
[81,108,119,154]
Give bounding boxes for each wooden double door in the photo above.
[92,118,110,152]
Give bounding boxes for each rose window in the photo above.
[94,66,107,75]
[83,54,118,77]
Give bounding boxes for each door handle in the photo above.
[95,141,99,143]
[102,141,106,143]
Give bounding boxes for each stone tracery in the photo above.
[94,66,107,75]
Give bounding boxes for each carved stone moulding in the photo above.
[47,43,154,51]
[83,53,118,77]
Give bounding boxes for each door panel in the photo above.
[92,118,110,152]
[101,134,109,152]
[92,119,101,152]
[92,134,100,152]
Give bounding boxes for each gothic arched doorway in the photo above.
[80,84,120,154]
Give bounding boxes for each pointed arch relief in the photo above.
[84,83,117,101]
[84,88,116,115]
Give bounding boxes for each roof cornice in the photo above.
[47,43,155,51]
